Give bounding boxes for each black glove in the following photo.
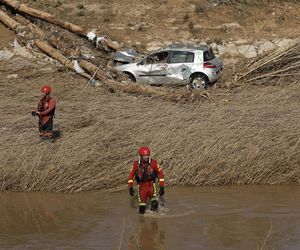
[159,186,165,196]
[150,172,157,181]
[129,187,135,196]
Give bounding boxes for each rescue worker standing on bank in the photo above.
[32,85,56,139]
[128,146,165,214]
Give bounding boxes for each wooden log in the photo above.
[0,7,23,31]
[35,39,74,70]
[34,40,97,81]
[0,0,86,36]
[78,60,110,84]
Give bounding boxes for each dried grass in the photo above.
[0,58,299,192]
[236,41,300,85]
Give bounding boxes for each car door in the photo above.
[164,51,195,85]
[148,51,170,85]
[135,58,152,84]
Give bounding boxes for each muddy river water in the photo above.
[0,186,299,250]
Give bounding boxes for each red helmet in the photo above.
[138,146,150,156]
[41,85,51,94]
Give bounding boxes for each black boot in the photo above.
[139,205,146,214]
[151,200,158,211]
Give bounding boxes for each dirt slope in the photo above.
[12,0,300,49]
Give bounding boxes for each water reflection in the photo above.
[128,216,165,250]
[0,186,300,250]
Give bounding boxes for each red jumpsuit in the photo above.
[128,158,164,208]
[37,95,56,137]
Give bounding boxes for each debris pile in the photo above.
[237,41,300,85]
[0,0,211,103]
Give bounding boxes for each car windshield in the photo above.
[203,48,215,61]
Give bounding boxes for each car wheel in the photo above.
[189,74,209,89]
[125,72,136,83]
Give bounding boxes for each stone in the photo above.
[13,39,34,59]
[234,39,249,45]
[0,48,14,60]
[273,38,295,48]
[237,44,257,58]
[255,40,276,54]
[217,43,239,56]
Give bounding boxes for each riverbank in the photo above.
[0,0,299,192]
[0,58,299,192]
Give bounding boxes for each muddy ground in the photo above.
[0,0,299,192]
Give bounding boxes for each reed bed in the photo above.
[0,56,299,192]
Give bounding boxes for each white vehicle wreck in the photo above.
[115,44,223,89]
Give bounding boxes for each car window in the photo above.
[204,48,215,61]
[145,51,169,64]
[169,51,194,63]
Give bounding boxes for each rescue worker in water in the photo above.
[128,146,165,214]
[31,85,56,139]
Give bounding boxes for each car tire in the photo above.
[124,72,136,83]
[189,74,209,89]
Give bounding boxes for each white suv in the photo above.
[115,44,223,89]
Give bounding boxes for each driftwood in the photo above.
[35,39,74,70]
[0,0,86,35]
[0,0,121,50]
[0,8,96,81]
[0,7,23,31]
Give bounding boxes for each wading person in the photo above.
[128,146,165,214]
[31,85,56,140]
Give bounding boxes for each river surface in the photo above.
[0,186,300,250]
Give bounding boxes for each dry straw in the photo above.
[236,41,300,85]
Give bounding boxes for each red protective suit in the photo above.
[128,158,164,210]
[37,95,56,137]
[37,95,56,125]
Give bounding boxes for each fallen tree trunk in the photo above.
[0,0,121,50]
[0,0,86,36]
[35,39,74,70]
[0,8,94,81]
[0,7,23,31]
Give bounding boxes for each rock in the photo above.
[6,74,18,79]
[237,44,257,58]
[168,26,179,30]
[222,57,239,65]
[217,43,239,56]
[199,41,208,46]
[0,48,14,60]
[209,42,218,51]
[255,40,276,54]
[163,41,173,46]
[272,38,295,48]
[234,39,249,45]
[220,22,242,31]
[146,41,163,51]
[13,39,34,59]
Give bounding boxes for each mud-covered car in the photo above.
[115,44,223,89]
